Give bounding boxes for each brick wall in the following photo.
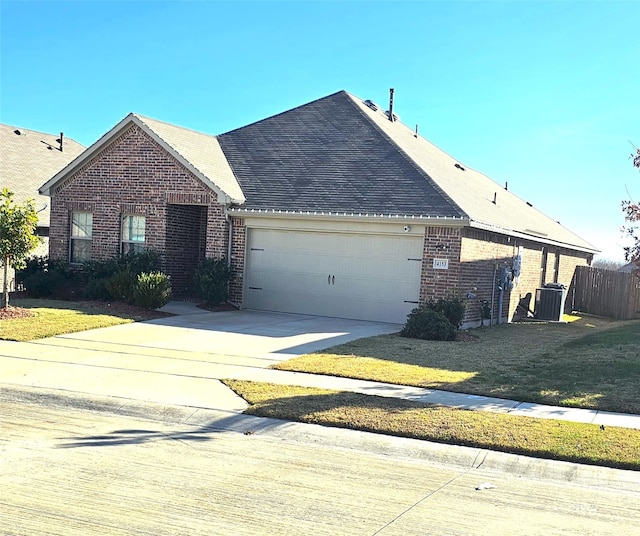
[419,226,463,302]
[48,124,229,297]
[460,229,519,325]
[228,217,246,305]
[459,228,592,325]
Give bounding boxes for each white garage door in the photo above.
[244,229,422,323]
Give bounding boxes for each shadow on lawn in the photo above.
[297,320,640,415]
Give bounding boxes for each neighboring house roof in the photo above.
[619,262,638,273]
[220,90,597,253]
[39,113,245,204]
[1,123,85,226]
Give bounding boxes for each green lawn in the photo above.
[224,380,640,471]
[273,316,640,414]
[0,299,167,341]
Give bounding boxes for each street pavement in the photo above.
[1,303,640,534]
[3,385,640,535]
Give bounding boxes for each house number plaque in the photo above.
[433,258,449,270]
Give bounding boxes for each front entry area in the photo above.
[244,229,423,323]
[164,204,208,297]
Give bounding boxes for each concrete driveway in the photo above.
[0,309,400,410]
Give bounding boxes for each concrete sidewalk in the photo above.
[1,303,639,430]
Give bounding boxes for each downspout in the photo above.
[491,263,497,326]
[497,280,504,325]
[225,208,233,266]
[224,206,239,309]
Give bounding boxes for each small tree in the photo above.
[622,147,640,270]
[0,188,42,308]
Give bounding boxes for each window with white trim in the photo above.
[70,212,93,263]
[121,215,146,254]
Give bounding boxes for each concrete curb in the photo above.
[6,384,638,493]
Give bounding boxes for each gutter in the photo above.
[227,208,469,226]
[468,220,599,255]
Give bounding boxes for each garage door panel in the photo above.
[245,229,422,323]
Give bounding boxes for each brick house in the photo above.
[1,123,85,290]
[39,91,597,325]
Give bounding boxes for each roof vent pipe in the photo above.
[493,192,497,204]
[56,132,64,152]
[415,124,418,138]
[388,88,394,122]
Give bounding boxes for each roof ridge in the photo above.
[131,113,218,139]
[343,92,467,220]
[1,122,84,146]
[219,90,348,137]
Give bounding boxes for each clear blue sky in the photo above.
[2,1,638,260]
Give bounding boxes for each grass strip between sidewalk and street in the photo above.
[223,380,640,471]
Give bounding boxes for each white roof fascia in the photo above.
[40,114,245,205]
[469,220,600,254]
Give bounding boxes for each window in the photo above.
[70,212,93,263]
[122,215,146,254]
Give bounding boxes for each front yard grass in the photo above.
[273,316,640,415]
[224,380,640,471]
[0,299,168,341]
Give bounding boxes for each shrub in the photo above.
[82,250,163,301]
[425,295,466,328]
[133,272,171,309]
[82,258,120,281]
[193,258,233,305]
[18,256,78,299]
[119,250,162,275]
[83,278,112,301]
[15,255,48,283]
[83,250,162,280]
[105,270,138,304]
[22,269,68,298]
[401,308,456,341]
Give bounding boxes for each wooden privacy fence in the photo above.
[569,266,640,320]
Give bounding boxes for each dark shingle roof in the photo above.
[1,124,85,226]
[218,91,465,218]
[219,90,597,252]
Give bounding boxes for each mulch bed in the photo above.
[0,306,34,320]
